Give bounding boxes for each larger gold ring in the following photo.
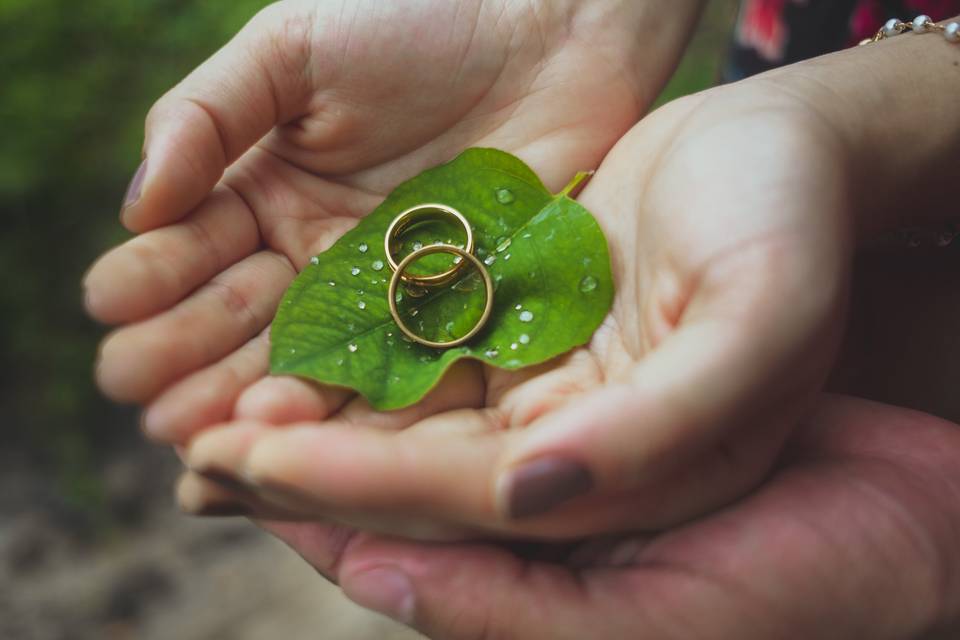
[388,244,493,349]
[384,204,475,289]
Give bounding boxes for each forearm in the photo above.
[760,16,960,236]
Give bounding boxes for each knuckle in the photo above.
[205,276,260,331]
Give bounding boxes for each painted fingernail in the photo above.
[196,467,255,494]
[121,158,148,216]
[187,501,252,517]
[502,457,593,519]
[342,567,416,625]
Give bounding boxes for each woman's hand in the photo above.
[178,22,960,538]
[84,0,703,441]
[176,76,853,537]
[261,395,960,639]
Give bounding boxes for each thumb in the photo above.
[496,241,848,523]
[337,537,611,640]
[121,4,315,232]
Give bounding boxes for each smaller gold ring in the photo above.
[384,204,475,288]
[387,244,493,349]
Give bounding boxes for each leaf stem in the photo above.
[558,170,595,199]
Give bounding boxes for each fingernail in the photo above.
[121,158,148,216]
[188,501,252,517]
[342,567,415,625]
[501,457,593,519]
[243,475,323,511]
[196,467,256,494]
[140,408,165,442]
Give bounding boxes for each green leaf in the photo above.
[270,148,614,410]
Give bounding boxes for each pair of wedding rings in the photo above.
[385,204,494,349]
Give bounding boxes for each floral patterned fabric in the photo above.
[726,0,960,79]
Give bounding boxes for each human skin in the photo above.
[175,15,960,539]
[215,24,960,638]
[258,394,960,639]
[84,0,703,447]
[83,5,960,635]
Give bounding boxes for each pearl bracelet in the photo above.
[859,14,960,45]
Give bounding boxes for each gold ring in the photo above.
[388,244,493,349]
[384,204,475,289]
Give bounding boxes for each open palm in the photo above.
[86,1,695,447]
[174,79,853,540]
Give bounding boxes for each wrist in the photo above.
[754,16,960,238]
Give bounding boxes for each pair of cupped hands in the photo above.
[84,1,960,638]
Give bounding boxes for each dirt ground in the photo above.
[0,447,421,640]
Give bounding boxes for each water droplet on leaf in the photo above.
[518,333,530,345]
[348,343,358,353]
[358,242,368,253]
[484,349,499,358]
[310,256,320,265]
[496,237,511,253]
[350,267,361,276]
[358,301,366,310]
[495,188,515,204]
[519,310,533,322]
[484,255,496,266]
[579,275,599,293]
[510,342,519,351]
[372,260,384,271]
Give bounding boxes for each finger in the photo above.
[197,412,504,525]
[121,4,314,232]
[97,251,294,403]
[233,376,353,425]
[334,359,485,430]
[256,520,360,583]
[496,237,849,520]
[86,186,259,324]
[335,535,629,639]
[185,360,490,511]
[232,357,482,429]
[177,470,300,520]
[188,421,481,540]
[142,329,270,445]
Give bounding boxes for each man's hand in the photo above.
[258,395,960,639]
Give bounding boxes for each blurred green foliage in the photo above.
[0,0,270,501]
[0,0,734,508]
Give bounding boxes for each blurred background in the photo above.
[0,1,737,638]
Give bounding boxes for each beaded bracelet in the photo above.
[859,15,959,249]
[859,14,960,45]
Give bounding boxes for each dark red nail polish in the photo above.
[505,457,593,519]
[197,467,254,494]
